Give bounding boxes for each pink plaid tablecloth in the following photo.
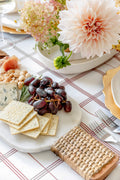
[0,33,120,180]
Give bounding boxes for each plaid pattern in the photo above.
[0,33,120,180]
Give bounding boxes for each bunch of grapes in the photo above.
[24,76,72,115]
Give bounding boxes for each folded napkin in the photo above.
[2,0,26,30]
[2,13,21,29]
[11,0,25,13]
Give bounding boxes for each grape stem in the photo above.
[33,97,65,103]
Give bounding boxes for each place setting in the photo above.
[1,0,26,34]
[0,0,120,180]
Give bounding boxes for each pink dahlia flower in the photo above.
[58,0,120,58]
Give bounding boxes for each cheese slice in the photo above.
[0,82,18,110]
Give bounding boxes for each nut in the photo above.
[18,82,23,89]
[14,72,20,78]
[19,75,25,81]
[20,70,28,75]
[4,76,11,82]
[25,73,31,78]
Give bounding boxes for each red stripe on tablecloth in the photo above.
[0,153,28,180]
[31,159,62,180]
[47,159,63,171]
[0,148,17,163]
[69,82,106,108]
[94,69,105,75]
[28,153,58,180]
[79,90,103,108]
[79,106,97,116]
[80,122,120,159]
[4,148,17,158]
[27,55,66,80]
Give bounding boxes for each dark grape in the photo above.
[54,94,63,102]
[49,102,58,114]
[37,108,48,115]
[28,95,35,105]
[49,102,55,112]
[33,99,46,109]
[40,78,49,87]
[59,85,65,90]
[29,85,36,95]
[24,77,35,86]
[30,79,40,87]
[64,101,72,112]
[45,88,55,97]
[43,76,53,84]
[55,89,66,99]
[52,108,58,114]
[58,103,63,110]
[36,88,47,98]
[29,100,35,106]
[28,95,34,104]
[45,87,53,91]
[52,82,59,89]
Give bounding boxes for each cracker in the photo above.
[10,116,39,135]
[0,100,33,125]
[23,115,50,139]
[37,115,50,132]
[23,128,40,139]
[46,115,59,136]
[7,111,37,130]
[40,113,52,135]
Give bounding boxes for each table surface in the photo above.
[0,32,120,180]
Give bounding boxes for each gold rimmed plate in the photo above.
[2,26,26,35]
[103,66,120,119]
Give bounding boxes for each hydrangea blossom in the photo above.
[20,0,65,43]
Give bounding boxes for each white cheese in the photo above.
[0,82,18,110]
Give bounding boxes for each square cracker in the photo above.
[40,113,52,135]
[46,115,59,136]
[7,111,37,130]
[0,100,33,125]
[10,116,39,135]
[23,115,50,139]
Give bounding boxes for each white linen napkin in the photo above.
[2,0,26,30]
[11,0,26,13]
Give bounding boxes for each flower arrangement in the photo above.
[20,0,120,69]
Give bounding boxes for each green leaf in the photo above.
[20,85,31,102]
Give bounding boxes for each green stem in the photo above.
[66,51,72,60]
[60,45,65,56]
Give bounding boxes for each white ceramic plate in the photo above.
[0,96,82,153]
[37,45,117,74]
[111,70,120,108]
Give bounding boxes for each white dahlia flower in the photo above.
[58,0,120,58]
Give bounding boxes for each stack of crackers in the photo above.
[0,100,59,139]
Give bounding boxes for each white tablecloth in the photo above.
[0,32,120,180]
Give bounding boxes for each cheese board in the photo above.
[0,54,82,153]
